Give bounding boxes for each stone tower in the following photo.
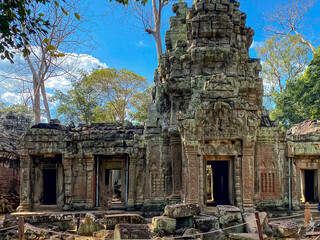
[147,0,263,208]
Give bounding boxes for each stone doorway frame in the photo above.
[300,168,318,204]
[203,155,235,206]
[95,155,129,210]
[30,154,64,211]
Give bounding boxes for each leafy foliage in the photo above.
[0,0,50,63]
[0,0,82,63]
[0,102,33,117]
[271,48,320,129]
[257,35,311,109]
[52,68,152,125]
[52,73,100,125]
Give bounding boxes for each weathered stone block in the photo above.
[242,212,267,233]
[218,205,242,225]
[104,214,146,230]
[152,215,176,234]
[269,220,300,238]
[92,229,114,238]
[77,213,104,236]
[194,215,219,232]
[183,228,202,238]
[203,229,226,240]
[228,233,268,240]
[114,224,151,239]
[164,203,200,218]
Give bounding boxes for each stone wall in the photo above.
[0,111,30,209]
[19,122,148,211]
[0,111,31,135]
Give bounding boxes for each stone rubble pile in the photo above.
[0,204,308,239]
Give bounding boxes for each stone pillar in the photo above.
[17,154,31,211]
[235,156,242,207]
[170,136,182,199]
[128,157,137,209]
[62,157,73,209]
[242,143,255,208]
[185,145,199,203]
[85,156,95,208]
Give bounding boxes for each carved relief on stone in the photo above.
[202,73,240,99]
[135,163,145,201]
[195,102,242,139]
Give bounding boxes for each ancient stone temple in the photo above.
[18,0,320,212]
[0,111,31,208]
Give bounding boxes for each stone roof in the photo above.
[0,131,18,155]
[290,120,320,136]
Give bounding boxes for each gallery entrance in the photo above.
[96,155,128,209]
[300,169,318,203]
[206,160,231,206]
[43,168,57,205]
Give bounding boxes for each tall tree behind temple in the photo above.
[271,48,320,129]
[262,0,318,54]
[88,68,151,126]
[107,0,177,59]
[0,0,90,124]
[257,35,311,110]
[52,68,152,125]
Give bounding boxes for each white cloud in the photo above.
[250,40,264,49]
[0,50,108,114]
[1,92,29,105]
[137,41,145,47]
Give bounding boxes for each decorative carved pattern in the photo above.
[196,102,242,139]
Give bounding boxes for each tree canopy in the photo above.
[271,48,320,129]
[257,35,311,109]
[52,68,152,125]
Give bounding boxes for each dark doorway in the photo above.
[104,169,122,204]
[207,161,230,206]
[43,169,57,205]
[305,170,315,203]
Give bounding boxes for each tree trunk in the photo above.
[153,29,163,59]
[41,80,51,123]
[33,79,41,124]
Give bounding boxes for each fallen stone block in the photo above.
[152,215,176,234]
[92,229,114,238]
[242,212,267,233]
[194,215,219,232]
[218,205,242,224]
[203,229,226,240]
[77,213,104,236]
[269,220,300,238]
[228,233,268,240]
[183,228,202,239]
[114,223,152,239]
[104,213,146,230]
[217,205,243,234]
[164,203,201,218]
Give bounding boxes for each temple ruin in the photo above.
[17,0,320,212]
[0,111,31,210]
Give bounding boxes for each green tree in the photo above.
[257,35,311,109]
[0,0,50,63]
[52,73,101,125]
[271,48,320,129]
[89,68,151,125]
[0,102,33,118]
[53,68,152,125]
